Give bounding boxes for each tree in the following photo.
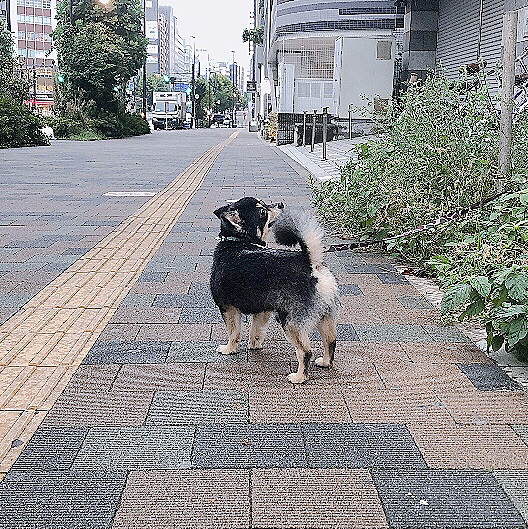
[0,19,28,102]
[0,19,48,148]
[242,26,264,46]
[52,0,147,113]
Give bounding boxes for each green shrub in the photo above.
[311,71,528,359]
[0,96,49,148]
[49,109,150,139]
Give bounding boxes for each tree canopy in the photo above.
[52,0,147,112]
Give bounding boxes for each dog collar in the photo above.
[217,236,266,247]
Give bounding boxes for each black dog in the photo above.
[210,197,339,384]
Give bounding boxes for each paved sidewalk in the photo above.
[0,131,527,528]
[278,137,368,182]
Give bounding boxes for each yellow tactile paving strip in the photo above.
[0,130,240,473]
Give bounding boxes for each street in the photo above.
[0,130,527,528]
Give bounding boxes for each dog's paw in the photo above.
[248,337,264,350]
[315,356,332,368]
[217,344,237,355]
[287,372,307,384]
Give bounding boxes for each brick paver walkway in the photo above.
[0,130,527,528]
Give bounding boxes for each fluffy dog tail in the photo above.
[273,208,325,269]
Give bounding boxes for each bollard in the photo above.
[303,111,307,147]
[322,107,328,161]
[311,109,317,153]
[348,104,352,140]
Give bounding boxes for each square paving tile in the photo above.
[147,390,248,425]
[371,469,526,528]
[494,470,528,524]
[409,424,528,469]
[303,423,427,468]
[178,307,222,323]
[249,387,351,423]
[437,389,528,425]
[402,342,491,364]
[457,363,522,391]
[423,324,470,342]
[135,323,211,341]
[137,271,168,282]
[42,390,153,427]
[338,283,363,296]
[252,468,388,528]
[192,423,306,468]
[376,361,475,391]
[110,363,205,392]
[353,324,431,342]
[168,340,248,362]
[66,364,120,393]
[109,307,181,324]
[112,469,250,529]
[398,295,436,309]
[343,388,455,424]
[377,272,409,284]
[203,362,292,390]
[0,470,126,529]
[10,427,88,471]
[71,425,195,471]
[82,341,170,364]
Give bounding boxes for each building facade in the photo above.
[3,0,57,113]
[145,0,159,74]
[402,0,528,86]
[263,0,404,117]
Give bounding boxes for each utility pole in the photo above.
[498,10,518,191]
[141,0,147,118]
[231,50,236,128]
[191,35,196,129]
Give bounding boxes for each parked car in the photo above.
[211,114,225,127]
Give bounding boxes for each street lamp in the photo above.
[142,0,147,117]
[190,35,196,129]
[231,50,235,128]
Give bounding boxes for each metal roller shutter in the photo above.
[479,0,505,90]
[437,0,481,78]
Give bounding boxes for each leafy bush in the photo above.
[49,108,150,139]
[311,71,528,359]
[0,96,49,148]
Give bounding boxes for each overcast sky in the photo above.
[162,0,254,75]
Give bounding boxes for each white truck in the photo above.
[152,92,186,130]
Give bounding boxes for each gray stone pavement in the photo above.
[0,129,233,325]
[0,130,528,528]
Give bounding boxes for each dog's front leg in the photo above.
[248,311,271,349]
[218,306,241,354]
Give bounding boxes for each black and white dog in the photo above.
[210,197,339,384]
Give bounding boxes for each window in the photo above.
[296,81,310,98]
[377,41,392,60]
[323,82,333,98]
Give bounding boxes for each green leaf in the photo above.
[491,334,504,351]
[520,191,528,206]
[504,274,528,302]
[493,304,527,320]
[506,316,528,345]
[441,283,472,314]
[468,276,491,298]
[459,299,486,321]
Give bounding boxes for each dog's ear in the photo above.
[213,205,229,219]
[214,205,244,234]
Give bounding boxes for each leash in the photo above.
[323,190,507,253]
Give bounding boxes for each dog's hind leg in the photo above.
[284,324,311,384]
[315,314,337,368]
[217,306,241,354]
[248,311,272,349]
